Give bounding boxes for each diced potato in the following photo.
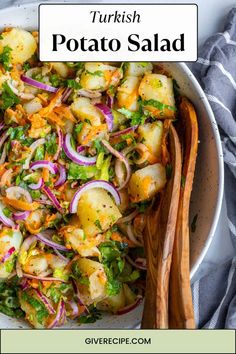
[112,109,127,131]
[70,97,103,126]
[139,74,175,118]
[97,286,126,313]
[51,63,69,78]
[123,284,136,305]
[117,76,141,111]
[80,62,117,91]
[138,121,163,159]
[0,227,23,279]
[63,226,103,257]
[124,62,153,77]
[0,28,37,64]
[75,258,107,304]
[22,255,48,275]
[18,289,51,328]
[77,188,122,237]
[128,163,166,202]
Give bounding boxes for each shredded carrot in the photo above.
[82,124,107,145]
[53,105,76,122]
[111,232,123,242]
[0,168,12,187]
[3,197,40,211]
[39,88,64,117]
[42,167,50,183]
[25,224,41,235]
[37,93,48,105]
[28,279,39,289]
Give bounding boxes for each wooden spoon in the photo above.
[169,97,198,329]
[141,123,182,328]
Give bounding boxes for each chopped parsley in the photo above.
[0,82,20,110]
[98,241,128,296]
[49,74,61,87]
[118,103,146,126]
[45,133,57,155]
[0,279,24,319]
[0,46,12,71]
[68,163,97,180]
[22,291,49,324]
[66,79,81,90]
[94,219,102,231]
[74,122,84,134]
[79,305,102,324]
[93,139,106,154]
[22,62,31,72]
[86,70,103,77]
[142,99,176,112]
[181,175,186,187]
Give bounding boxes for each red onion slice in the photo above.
[6,186,32,203]
[16,236,37,278]
[63,133,97,166]
[47,299,65,328]
[23,138,46,170]
[0,123,5,131]
[95,103,114,131]
[21,75,58,93]
[101,139,131,190]
[34,289,56,315]
[67,300,79,318]
[61,87,72,103]
[77,145,86,154]
[117,209,139,224]
[72,280,89,315]
[70,180,121,214]
[0,201,15,228]
[35,232,69,252]
[110,125,138,139]
[0,143,7,164]
[126,223,143,247]
[1,247,15,263]
[13,210,30,221]
[0,131,8,151]
[53,126,63,161]
[125,255,146,271]
[106,95,114,109]
[30,160,59,174]
[54,165,66,187]
[28,178,44,190]
[22,272,67,283]
[20,278,29,291]
[42,186,63,212]
[116,295,142,315]
[53,249,69,262]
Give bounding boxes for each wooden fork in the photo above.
[169,97,198,329]
[141,123,182,328]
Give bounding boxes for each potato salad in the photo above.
[0,28,176,328]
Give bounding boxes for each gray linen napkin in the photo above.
[192,7,236,329]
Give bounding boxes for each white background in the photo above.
[39,3,197,62]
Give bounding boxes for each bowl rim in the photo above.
[177,63,224,279]
[0,2,224,278]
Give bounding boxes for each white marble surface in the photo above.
[2,0,235,281]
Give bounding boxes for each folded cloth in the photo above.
[192,8,236,329]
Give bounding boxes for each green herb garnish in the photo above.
[0,46,12,71]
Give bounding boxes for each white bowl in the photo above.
[0,1,224,329]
